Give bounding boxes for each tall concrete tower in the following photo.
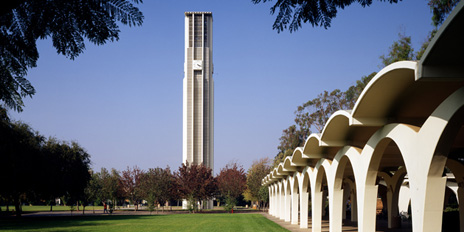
[183,12,214,171]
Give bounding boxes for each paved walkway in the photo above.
[261,213,356,232]
[261,213,412,232]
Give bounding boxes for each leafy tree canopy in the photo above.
[140,167,174,211]
[175,162,216,212]
[379,33,414,67]
[0,0,143,111]
[119,166,144,210]
[252,0,461,33]
[251,0,401,32]
[245,158,271,207]
[216,162,247,210]
[429,0,460,26]
[0,112,92,216]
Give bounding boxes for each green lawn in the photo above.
[0,214,289,232]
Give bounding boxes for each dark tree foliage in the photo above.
[0,110,91,216]
[119,166,144,211]
[429,0,460,26]
[216,162,247,211]
[83,172,102,213]
[0,119,44,216]
[0,0,143,111]
[175,162,216,212]
[251,0,401,32]
[42,139,91,209]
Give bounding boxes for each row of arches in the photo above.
[266,84,464,232]
[262,3,464,231]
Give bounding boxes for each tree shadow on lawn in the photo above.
[0,215,164,231]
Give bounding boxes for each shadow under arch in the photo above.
[312,160,331,232]
[360,123,418,232]
[291,173,300,225]
[332,146,362,230]
[299,169,312,229]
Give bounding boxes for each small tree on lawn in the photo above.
[216,162,247,212]
[84,171,102,214]
[168,170,180,210]
[175,162,216,213]
[119,166,144,211]
[245,158,271,209]
[141,167,173,213]
[100,168,120,208]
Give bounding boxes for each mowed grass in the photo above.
[0,213,289,232]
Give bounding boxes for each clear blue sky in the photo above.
[10,1,434,174]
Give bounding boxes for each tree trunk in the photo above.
[14,197,21,217]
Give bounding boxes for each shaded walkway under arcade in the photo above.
[262,213,412,232]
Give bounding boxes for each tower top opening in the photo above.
[185,12,212,16]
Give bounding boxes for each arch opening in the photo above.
[366,138,412,231]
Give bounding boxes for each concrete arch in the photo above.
[312,159,332,232]
[303,134,326,160]
[291,172,300,225]
[283,156,298,172]
[291,147,309,166]
[284,177,292,222]
[299,168,312,229]
[351,61,417,126]
[320,110,352,146]
[413,86,464,232]
[357,123,418,232]
[377,167,408,228]
[331,146,362,231]
[278,180,284,219]
[344,178,358,223]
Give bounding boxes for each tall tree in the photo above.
[273,125,305,167]
[296,89,350,134]
[0,0,144,111]
[45,140,91,210]
[0,120,44,216]
[245,158,271,209]
[175,162,216,213]
[379,33,414,68]
[119,166,144,211]
[344,72,377,108]
[216,162,247,211]
[251,0,401,32]
[140,167,173,212]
